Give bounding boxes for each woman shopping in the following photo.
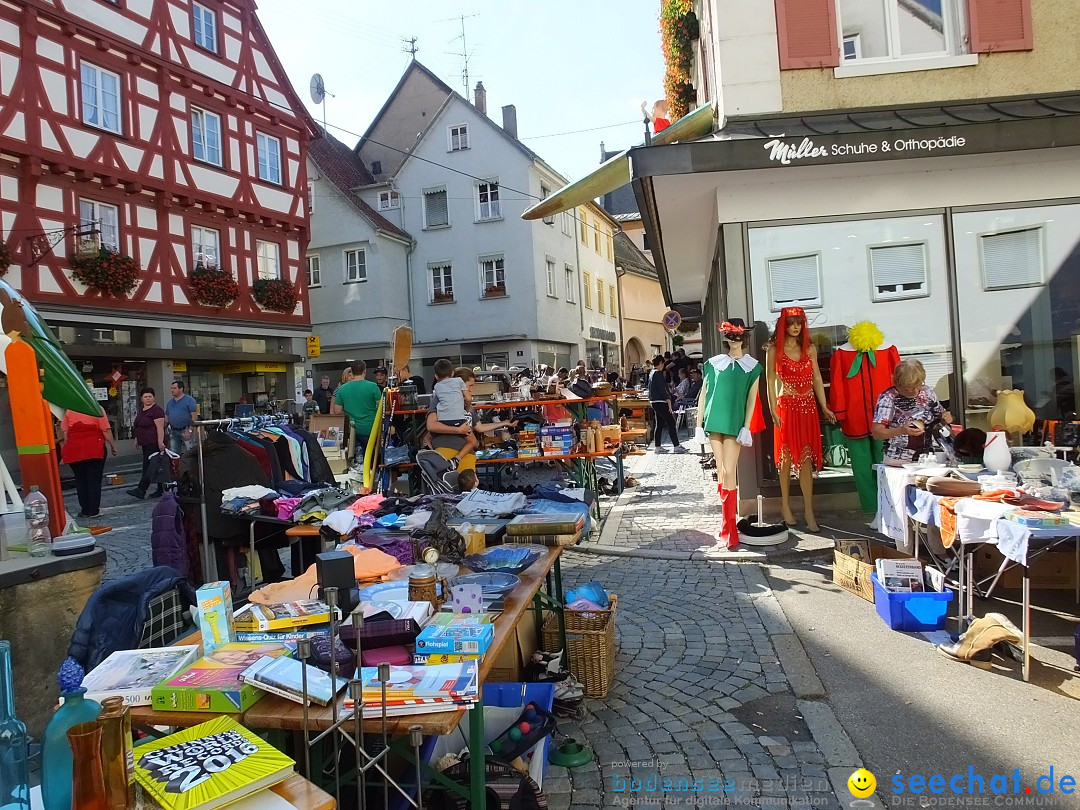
[126,387,167,500]
[60,407,117,517]
[872,359,952,464]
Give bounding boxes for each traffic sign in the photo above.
[306,335,321,357]
[662,309,682,331]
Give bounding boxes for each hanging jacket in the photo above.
[830,344,901,439]
[66,566,195,672]
[300,430,334,485]
[180,431,270,539]
[151,492,191,579]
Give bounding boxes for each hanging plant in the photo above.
[70,246,141,297]
[189,266,239,309]
[0,240,10,277]
[252,277,298,313]
[660,0,698,120]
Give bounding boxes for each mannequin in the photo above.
[766,307,835,532]
[695,319,765,549]
[640,99,671,135]
[829,321,900,513]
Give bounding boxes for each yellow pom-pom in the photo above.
[848,321,884,353]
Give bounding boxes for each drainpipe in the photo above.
[616,263,627,377]
[573,211,585,364]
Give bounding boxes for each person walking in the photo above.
[60,407,117,517]
[127,387,167,499]
[649,355,686,453]
[165,379,198,454]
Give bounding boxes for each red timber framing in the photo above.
[0,0,319,325]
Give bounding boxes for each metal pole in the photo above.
[297,638,312,781]
[196,425,212,582]
[409,725,424,810]
[352,607,367,810]
[378,662,390,810]
[327,587,341,807]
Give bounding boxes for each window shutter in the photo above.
[768,254,821,309]
[981,228,1042,290]
[870,243,927,299]
[774,0,840,69]
[968,0,1032,52]
[424,189,448,227]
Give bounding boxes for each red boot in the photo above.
[719,487,740,550]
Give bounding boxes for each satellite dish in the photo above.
[309,73,325,105]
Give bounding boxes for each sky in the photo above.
[255,0,666,183]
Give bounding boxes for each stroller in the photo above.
[416,449,460,494]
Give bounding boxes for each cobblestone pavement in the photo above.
[545,552,844,810]
[75,482,156,583]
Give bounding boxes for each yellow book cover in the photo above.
[233,600,333,632]
[134,715,294,810]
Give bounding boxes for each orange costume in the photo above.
[771,307,823,471]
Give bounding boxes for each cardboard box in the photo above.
[195,581,235,655]
[486,616,538,683]
[975,545,1079,590]
[832,542,914,603]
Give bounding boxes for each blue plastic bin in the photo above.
[871,573,953,631]
[482,682,556,781]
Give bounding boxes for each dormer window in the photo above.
[448,124,469,152]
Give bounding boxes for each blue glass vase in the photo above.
[41,687,101,810]
[0,641,30,810]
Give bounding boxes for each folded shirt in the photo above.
[222,485,279,501]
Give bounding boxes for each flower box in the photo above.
[70,246,140,298]
[432,293,455,304]
[483,285,506,298]
[189,266,239,309]
[252,277,299,313]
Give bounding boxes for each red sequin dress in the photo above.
[773,349,823,471]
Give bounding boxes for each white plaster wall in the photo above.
[710,0,783,118]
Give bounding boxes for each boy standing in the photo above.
[302,389,319,417]
[430,358,477,468]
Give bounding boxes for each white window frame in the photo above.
[191,107,222,167]
[256,132,282,184]
[565,265,576,303]
[79,198,119,250]
[479,254,506,298]
[192,2,218,53]
[191,225,220,270]
[80,62,122,135]
[545,258,557,297]
[835,0,973,77]
[766,252,823,311]
[430,262,454,303]
[868,241,929,302]
[476,180,501,221]
[256,240,280,280]
[561,211,574,237]
[378,190,400,211]
[423,187,449,229]
[448,124,469,152]
[842,33,862,61]
[541,185,555,225]
[979,227,1045,291]
[344,248,367,283]
[306,255,321,288]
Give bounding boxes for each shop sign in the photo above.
[91,387,109,402]
[172,361,188,372]
[589,327,617,342]
[306,336,321,358]
[762,134,968,167]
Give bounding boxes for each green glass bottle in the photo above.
[0,641,30,810]
[41,687,101,810]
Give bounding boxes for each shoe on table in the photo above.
[126,488,146,500]
[673,446,688,454]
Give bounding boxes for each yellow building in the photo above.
[574,202,622,372]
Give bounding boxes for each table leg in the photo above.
[553,555,565,604]
[616,451,625,495]
[956,548,965,631]
[250,520,257,588]
[468,698,486,809]
[1022,566,1031,683]
[1075,540,1078,605]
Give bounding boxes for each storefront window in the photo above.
[748,214,956,481]
[953,204,1080,439]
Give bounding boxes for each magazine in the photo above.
[356,661,478,700]
[239,655,349,707]
[876,558,924,592]
[81,646,200,706]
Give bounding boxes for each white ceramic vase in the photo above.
[982,431,1012,472]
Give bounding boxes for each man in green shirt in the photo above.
[331,361,382,457]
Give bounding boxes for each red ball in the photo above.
[519,721,531,734]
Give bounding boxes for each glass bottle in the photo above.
[41,688,101,810]
[98,697,133,810]
[0,641,30,810]
[66,722,107,810]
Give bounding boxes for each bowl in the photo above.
[958,464,984,473]
[461,546,542,574]
[357,582,413,603]
[385,563,461,582]
[450,572,520,597]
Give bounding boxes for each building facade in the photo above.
[0,0,313,437]
[351,61,618,378]
[630,0,1080,501]
[306,132,412,376]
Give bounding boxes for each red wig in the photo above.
[770,307,811,356]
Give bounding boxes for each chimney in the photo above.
[600,141,606,162]
[473,81,487,116]
[501,104,518,140]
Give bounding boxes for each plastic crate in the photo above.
[482,682,555,784]
[871,573,953,632]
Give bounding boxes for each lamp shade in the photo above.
[987,389,1036,433]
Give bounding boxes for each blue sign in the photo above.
[662,310,682,330]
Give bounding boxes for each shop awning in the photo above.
[629,92,1080,310]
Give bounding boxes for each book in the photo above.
[81,646,200,706]
[412,652,483,665]
[505,513,585,536]
[151,643,294,713]
[415,623,494,655]
[235,625,330,644]
[428,612,494,626]
[876,558,924,592]
[239,655,348,707]
[357,661,478,701]
[233,600,334,632]
[134,715,294,810]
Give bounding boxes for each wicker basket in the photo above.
[542,594,617,698]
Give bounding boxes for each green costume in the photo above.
[702,354,763,436]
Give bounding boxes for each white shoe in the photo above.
[654,446,669,453]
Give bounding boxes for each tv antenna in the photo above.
[308,73,335,133]
[442,13,479,96]
[402,37,419,58]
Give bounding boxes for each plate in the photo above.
[385,563,462,581]
[450,572,520,596]
[357,582,412,603]
[902,463,924,471]
[958,464,984,473]
[461,546,542,574]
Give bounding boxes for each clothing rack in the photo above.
[191,414,293,582]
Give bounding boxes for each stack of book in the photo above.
[343,661,479,717]
[81,646,201,706]
[151,643,294,713]
[239,655,349,707]
[233,600,336,644]
[517,424,541,458]
[506,512,585,544]
[414,613,493,665]
[540,424,574,456]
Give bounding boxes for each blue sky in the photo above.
[256,0,666,182]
